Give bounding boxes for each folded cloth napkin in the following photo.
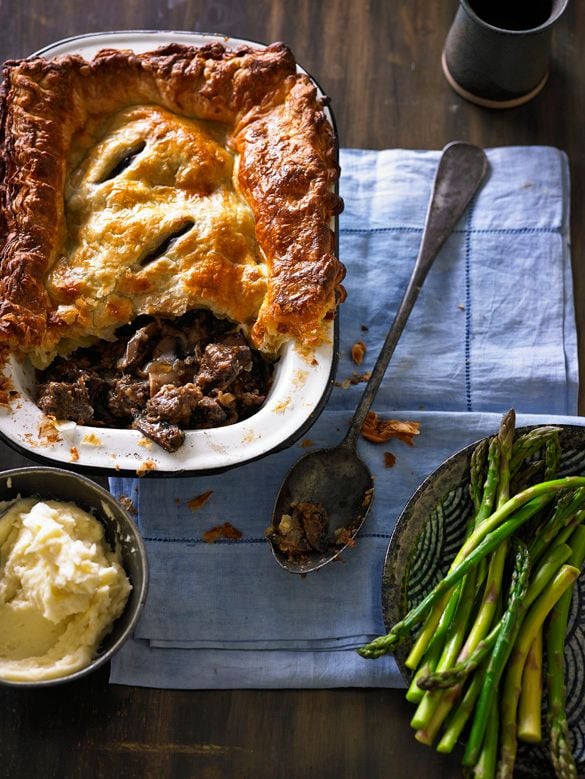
[109,146,580,689]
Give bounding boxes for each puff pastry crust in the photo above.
[0,42,344,367]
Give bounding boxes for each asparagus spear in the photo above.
[412,556,507,738]
[405,583,465,702]
[496,410,515,505]
[544,433,562,480]
[523,543,573,608]
[475,436,502,526]
[504,543,574,744]
[509,426,562,476]
[436,669,485,753]
[420,540,572,689]
[453,412,514,701]
[406,649,439,703]
[413,415,513,737]
[473,698,499,779]
[451,479,585,570]
[517,629,543,744]
[516,428,562,746]
[496,565,580,779]
[462,540,574,766]
[529,488,585,563]
[462,540,531,768]
[405,590,454,672]
[546,524,585,779]
[470,436,490,515]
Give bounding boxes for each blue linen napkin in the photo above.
[109,146,580,689]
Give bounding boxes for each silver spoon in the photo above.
[268,141,490,574]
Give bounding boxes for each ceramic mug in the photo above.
[442,0,569,108]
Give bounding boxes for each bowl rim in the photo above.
[0,30,341,478]
[0,465,149,687]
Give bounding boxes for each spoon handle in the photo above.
[342,141,489,449]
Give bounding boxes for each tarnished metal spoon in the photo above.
[268,141,490,574]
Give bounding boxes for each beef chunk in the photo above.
[131,415,185,453]
[270,501,330,557]
[270,512,311,556]
[293,502,329,553]
[145,383,202,426]
[108,377,150,419]
[194,396,227,428]
[196,343,252,390]
[234,388,266,411]
[36,380,94,424]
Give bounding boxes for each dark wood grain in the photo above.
[0,1,583,778]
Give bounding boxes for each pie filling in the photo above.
[35,309,274,452]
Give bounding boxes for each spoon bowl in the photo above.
[268,141,490,574]
[271,444,375,573]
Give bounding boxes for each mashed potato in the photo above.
[0,497,131,682]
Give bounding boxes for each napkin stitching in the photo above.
[143,536,266,545]
[141,531,394,545]
[340,226,562,235]
[465,206,474,412]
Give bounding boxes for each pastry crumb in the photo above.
[334,527,357,547]
[362,412,420,445]
[272,398,291,414]
[38,417,62,445]
[118,495,137,515]
[136,459,157,475]
[203,522,242,543]
[187,490,214,511]
[81,432,102,446]
[351,340,366,366]
[350,370,370,385]
[384,452,396,468]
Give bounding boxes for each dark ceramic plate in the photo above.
[382,424,585,777]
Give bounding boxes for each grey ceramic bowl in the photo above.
[0,466,148,687]
[382,424,585,777]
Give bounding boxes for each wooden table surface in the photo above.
[1,2,583,778]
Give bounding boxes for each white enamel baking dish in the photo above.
[0,31,339,476]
